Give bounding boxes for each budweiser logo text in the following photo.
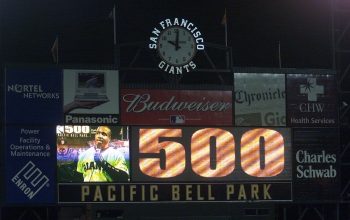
[123,94,231,113]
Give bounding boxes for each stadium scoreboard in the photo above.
[3,67,339,204]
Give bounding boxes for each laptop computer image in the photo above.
[74,72,109,102]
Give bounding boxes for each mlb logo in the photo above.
[170,115,185,124]
[11,161,49,199]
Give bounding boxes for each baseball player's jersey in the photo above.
[77,146,129,182]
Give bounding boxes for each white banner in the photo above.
[234,73,286,126]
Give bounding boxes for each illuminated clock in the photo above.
[157,26,197,66]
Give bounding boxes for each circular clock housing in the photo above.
[157,26,197,66]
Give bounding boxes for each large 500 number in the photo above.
[139,128,285,178]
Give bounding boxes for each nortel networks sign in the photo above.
[5,68,63,125]
[7,84,60,99]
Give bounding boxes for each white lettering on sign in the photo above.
[123,94,230,113]
[295,150,337,179]
[11,161,49,199]
[7,84,59,99]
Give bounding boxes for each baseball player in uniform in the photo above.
[77,126,129,182]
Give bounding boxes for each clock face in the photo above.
[157,26,197,66]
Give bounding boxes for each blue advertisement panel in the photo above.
[5,68,63,124]
[5,125,56,203]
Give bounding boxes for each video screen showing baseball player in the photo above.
[57,125,130,182]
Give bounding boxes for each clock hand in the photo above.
[175,29,181,50]
[167,40,176,47]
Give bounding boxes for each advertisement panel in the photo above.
[63,69,119,125]
[234,73,286,126]
[293,128,340,201]
[5,125,56,203]
[58,126,292,203]
[120,89,232,125]
[287,74,338,127]
[5,68,62,124]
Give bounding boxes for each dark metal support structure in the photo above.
[278,0,350,219]
[277,0,350,219]
[333,0,350,205]
[118,41,233,85]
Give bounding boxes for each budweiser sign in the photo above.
[121,89,233,125]
[123,94,230,112]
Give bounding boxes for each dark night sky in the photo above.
[0,0,332,69]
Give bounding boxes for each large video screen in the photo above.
[58,126,293,203]
[131,127,292,181]
[56,125,130,183]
